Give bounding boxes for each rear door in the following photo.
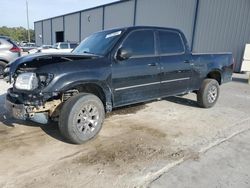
[112,29,161,107]
[157,30,192,96]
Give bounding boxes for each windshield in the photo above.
[72,29,124,56]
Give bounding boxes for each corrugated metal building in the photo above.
[34,0,250,71]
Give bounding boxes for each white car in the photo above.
[28,45,52,54]
[40,42,78,53]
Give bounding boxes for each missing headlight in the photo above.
[38,73,54,88]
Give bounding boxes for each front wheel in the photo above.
[197,79,220,108]
[59,93,105,144]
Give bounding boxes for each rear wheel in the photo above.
[197,79,220,108]
[0,61,6,78]
[59,93,105,144]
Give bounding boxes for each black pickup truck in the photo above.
[4,26,233,144]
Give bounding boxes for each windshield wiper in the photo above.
[83,51,95,55]
[82,51,103,56]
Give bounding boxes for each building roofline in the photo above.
[34,0,131,23]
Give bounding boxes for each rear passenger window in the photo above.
[158,31,184,54]
[122,30,155,57]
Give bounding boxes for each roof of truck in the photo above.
[93,26,183,36]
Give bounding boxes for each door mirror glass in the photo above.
[116,47,132,61]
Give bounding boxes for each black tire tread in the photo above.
[59,93,104,144]
[197,79,220,108]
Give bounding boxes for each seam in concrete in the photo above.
[141,118,250,188]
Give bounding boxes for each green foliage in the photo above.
[0,26,35,42]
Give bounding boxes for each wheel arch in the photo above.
[206,69,222,85]
[61,81,113,112]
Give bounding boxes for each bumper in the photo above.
[5,97,49,124]
[5,99,27,120]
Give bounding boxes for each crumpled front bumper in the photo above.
[5,98,27,120]
[5,94,49,124]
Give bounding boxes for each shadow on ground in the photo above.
[232,77,248,84]
[165,96,198,108]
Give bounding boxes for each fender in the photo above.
[60,80,113,110]
[41,69,114,111]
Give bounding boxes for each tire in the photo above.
[0,61,6,79]
[197,79,220,108]
[59,93,105,144]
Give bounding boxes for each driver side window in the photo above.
[122,30,155,57]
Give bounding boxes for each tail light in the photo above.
[10,46,21,53]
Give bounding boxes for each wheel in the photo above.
[0,61,6,78]
[197,79,220,108]
[59,93,105,144]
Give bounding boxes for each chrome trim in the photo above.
[115,77,190,91]
[161,77,190,83]
[115,81,160,91]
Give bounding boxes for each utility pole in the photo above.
[26,0,30,43]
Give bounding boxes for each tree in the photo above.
[0,26,35,42]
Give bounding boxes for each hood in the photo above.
[6,52,100,78]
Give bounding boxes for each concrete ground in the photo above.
[0,73,249,188]
[150,128,250,188]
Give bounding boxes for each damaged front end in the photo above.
[4,53,90,124]
[5,87,62,124]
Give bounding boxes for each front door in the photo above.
[112,29,161,107]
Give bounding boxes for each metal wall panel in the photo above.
[193,0,250,71]
[135,0,196,44]
[34,22,42,46]
[35,0,250,72]
[42,20,52,45]
[52,17,63,44]
[64,13,80,42]
[104,0,135,29]
[80,7,103,40]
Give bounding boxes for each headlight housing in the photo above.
[38,73,54,88]
[15,72,38,91]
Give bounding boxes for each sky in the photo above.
[0,0,118,29]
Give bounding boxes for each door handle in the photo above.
[147,63,157,66]
[184,60,190,64]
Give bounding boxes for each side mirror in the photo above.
[116,47,132,61]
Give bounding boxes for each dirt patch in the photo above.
[0,129,8,134]
[75,129,168,169]
[131,125,167,138]
[77,142,164,167]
